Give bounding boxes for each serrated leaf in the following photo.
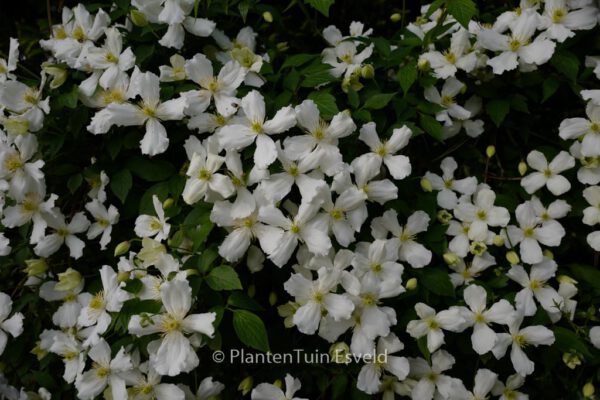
[419,114,444,141]
[363,92,396,110]
[206,265,242,291]
[398,63,417,94]
[308,91,339,117]
[304,0,334,16]
[110,169,132,204]
[551,51,579,81]
[486,99,510,127]
[232,310,270,352]
[446,0,477,28]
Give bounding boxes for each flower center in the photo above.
[509,38,522,52]
[198,168,212,181]
[4,153,23,172]
[89,291,106,310]
[444,51,457,64]
[370,263,382,273]
[290,223,300,234]
[552,8,566,23]
[161,314,182,333]
[104,51,118,64]
[330,209,344,220]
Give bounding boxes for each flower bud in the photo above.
[486,145,496,158]
[114,241,131,257]
[583,382,595,398]
[42,63,67,89]
[390,13,401,22]
[162,198,174,210]
[420,177,433,192]
[24,259,48,277]
[492,234,505,246]
[518,160,527,176]
[562,352,582,369]
[557,275,577,285]
[542,249,554,260]
[262,11,273,23]
[443,252,459,266]
[238,377,254,395]
[417,58,430,71]
[2,116,29,136]
[506,251,520,265]
[361,64,375,79]
[130,10,148,27]
[247,284,256,298]
[276,42,289,52]
[406,277,418,290]
[117,271,130,282]
[470,241,487,256]
[437,210,453,224]
[269,291,277,306]
[55,268,82,291]
[329,342,350,364]
[273,379,283,389]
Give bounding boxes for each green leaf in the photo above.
[363,92,396,110]
[347,88,359,108]
[419,114,444,141]
[551,50,579,81]
[228,291,264,311]
[331,373,349,399]
[304,0,334,16]
[486,99,510,127]
[425,0,445,18]
[206,265,242,291]
[542,78,560,102]
[553,326,593,360]
[59,85,79,109]
[67,174,83,193]
[308,91,339,117]
[238,0,250,22]
[110,169,132,204]
[398,63,417,94]
[232,310,270,352]
[570,264,600,293]
[419,267,455,297]
[301,66,335,88]
[281,54,317,69]
[127,156,175,182]
[122,279,143,294]
[446,0,477,28]
[510,94,529,113]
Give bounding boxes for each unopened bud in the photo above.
[542,249,554,260]
[55,268,82,291]
[443,252,459,266]
[406,277,418,290]
[420,177,433,192]
[276,42,289,52]
[117,271,130,282]
[273,379,283,389]
[238,377,254,395]
[583,382,595,398]
[492,235,505,246]
[42,63,67,89]
[437,209,453,224]
[417,58,430,71]
[24,259,48,277]
[486,145,496,158]
[470,241,487,256]
[162,198,174,209]
[361,64,375,79]
[130,10,148,27]
[518,161,527,176]
[506,251,520,265]
[329,342,350,363]
[557,275,578,285]
[262,11,273,23]
[269,291,277,306]
[114,241,131,257]
[562,352,582,369]
[390,13,402,22]
[247,284,256,298]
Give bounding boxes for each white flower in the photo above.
[420,29,478,79]
[540,0,598,43]
[34,210,90,259]
[218,90,296,169]
[491,374,528,400]
[0,134,45,198]
[371,210,432,268]
[351,239,404,297]
[507,258,562,318]
[356,334,409,394]
[2,190,56,244]
[321,187,368,247]
[454,187,510,242]
[406,303,466,352]
[155,0,216,49]
[75,339,134,400]
[520,150,575,195]
[251,374,307,400]
[182,54,245,117]
[424,77,472,126]
[322,41,374,79]
[129,364,186,400]
[85,199,119,249]
[135,195,171,242]
[284,267,354,335]
[424,156,477,209]
[0,292,24,355]
[408,350,465,400]
[87,68,187,156]
[45,331,85,383]
[449,253,496,287]
[159,54,187,82]
[590,326,600,349]
[457,285,514,354]
[39,278,87,328]
[128,279,216,376]
[0,38,18,82]
[355,122,412,180]
[477,10,556,74]
[492,310,555,376]
[560,102,600,158]
[183,149,235,204]
[463,369,498,400]
[507,202,565,264]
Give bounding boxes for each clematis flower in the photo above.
[356,334,410,395]
[419,29,478,79]
[521,150,575,195]
[424,77,471,126]
[408,350,465,400]
[355,122,412,180]
[454,187,510,242]
[424,156,477,210]
[406,303,465,352]
[0,38,18,83]
[85,199,119,249]
[135,195,171,242]
[507,258,562,318]
[559,102,600,157]
[2,189,57,244]
[0,292,24,355]
[34,210,90,259]
[251,374,307,400]
[540,0,598,43]
[182,149,235,205]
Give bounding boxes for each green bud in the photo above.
[420,177,433,192]
[262,11,273,23]
[162,198,174,210]
[238,376,254,395]
[583,382,595,398]
[506,251,520,265]
[55,268,82,291]
[562,352,582,369]
[114,241,131,257]
[42,63,67,89]
[486,145,496,158]
[390,13,402,22]
[276,42,289,52]
[417,58,430,71]
[130,10,148,27]
[406,277,418,290]
[518,161,528,176]
[117,271,130,283]
[492,235,505,246]
[543,249,554,260]
[24,259,48,277]
[557,275,577,285]
[361,64,375,79]
[437,210,453,224]
[329,342,350,364]
[247,284,256,298]
[269,291,277,306]
[443,252,459,266]
[470,241,487,256]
